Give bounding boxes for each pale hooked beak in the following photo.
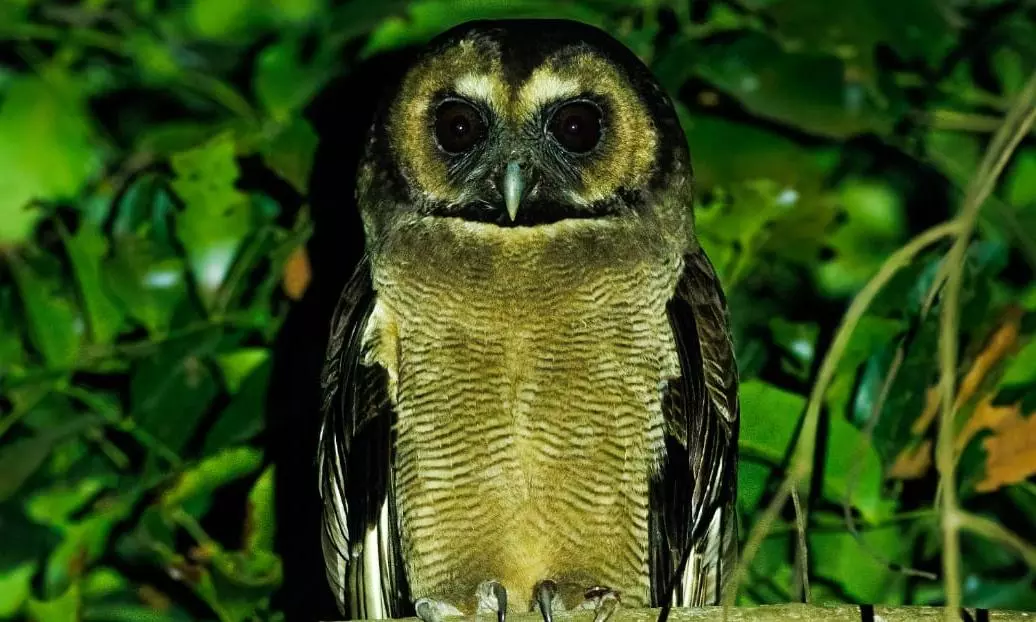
[503,160,524,221]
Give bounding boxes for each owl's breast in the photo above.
[366,216,684,610]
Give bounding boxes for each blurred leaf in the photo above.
[926,129,981,187]
[104,234,189,336]
[0,287,28,379]
[255,39,325,122]
[215,349,269,394]
[8,253,82,369]
[280,245,312,301]
[0,562,35,619]
[769,318,817,380]
[170,133,253,309]
[1001,335,1036,387]
[823,410,896,521]
[1005,149,1036,207]
[362,0,608,55]
[27,582,79,622]
[696,33,896,139]
[810,521,905,604]
[828,315,904,419]
[43,499,134,596]
[202,549,281,622]
[161,447,263,510]
[0,418,97,503]
[202,359,271,454]
[259,118,318,194]
[0,74,103,245]
[62,223,124,345]
[758,0,958,69]
[887,439,933,480]
[244,466,275,555]
[976,403,1036,493]
[737,460,772,514]
[817,178,907,296]
[739,380,803,462]
[130,331,222,454]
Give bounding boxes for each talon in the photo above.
[535,580,558,622]
[476,580,508,622]
[415,597,463,622]
[583,587,621,622]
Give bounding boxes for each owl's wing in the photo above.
[318,258,411,618]
[650,246,740,607]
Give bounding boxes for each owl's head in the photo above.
[358,19,691,233]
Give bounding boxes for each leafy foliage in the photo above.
[1,0,1035,620]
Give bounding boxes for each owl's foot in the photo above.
[578,586,621,622]
[476,580,508,622]
[534,580,565,622]
[414,598,463,622]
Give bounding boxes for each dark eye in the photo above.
[548,101,603,154]
[434,100,486,154]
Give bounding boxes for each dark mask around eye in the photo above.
[548,100,603,154]
[434,99,487,154]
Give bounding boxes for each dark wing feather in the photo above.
[650,248,740,607]
[318,257,411,618]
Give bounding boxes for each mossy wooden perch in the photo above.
[331,605,1034,622]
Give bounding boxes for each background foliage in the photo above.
[1,0,1035,620]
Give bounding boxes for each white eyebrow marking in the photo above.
[454,73,496,103]
[518,72,581,112]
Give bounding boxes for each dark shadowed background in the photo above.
[1,1,1035,620]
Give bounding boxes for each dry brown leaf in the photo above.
[955,398,1019,453]
[912,307,1023,438]
[282,245,311,301]
[978,406,1036,492]
[888,439,933,480]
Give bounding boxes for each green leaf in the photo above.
[254,39,325,122]
[43,500,133,596]
[1005,149,1036,207]
[27,582,79,622]
[8,252,82,369]
[130,330,222,454]
[62,223,124,345]
[170,132,253,309]
[104,233,188,336]
[822,412,897,521]
[205,549,282,622]
[739,380,804,462]
[817,178,908,296]
[245,466,275,554]
[215,349,269,394]
[161,446,263,510]
[259,118,318,194]
[759,0,958,69]
[0,74,103,245]
[1001,336,1036,387]
[0,562,36,619]
[203,358,271,453]
[695,33,897,139]
[810,520,906,604]
[0,418,97,503]
[362,0,608,56]
[737,460,772,515]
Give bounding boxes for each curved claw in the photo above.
[476,580,508,622]
[535,580,559,622]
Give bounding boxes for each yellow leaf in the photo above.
[978,407,1036,493]
[912,306,1023,437]
[282,246,311,301]
[888,439,932,480]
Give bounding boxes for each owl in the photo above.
[317,18,739,622]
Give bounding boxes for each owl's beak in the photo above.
[502,160,524,221]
